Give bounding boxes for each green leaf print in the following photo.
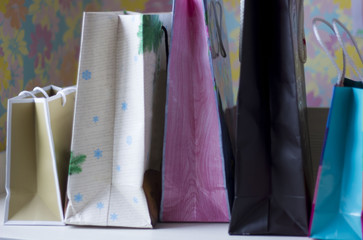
[137,15,163,54]
[69,152,86,175]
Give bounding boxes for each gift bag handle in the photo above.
[297,0,307,63]
[209,0,227,59]
[161,25,169,67]
[19,86,76,107]
[33,87,50,98]
[18,90,37,98]
[56,86,77,107]
[19,87,49,98]
[239,0,244,62]
[332,18,363,82]
[312,18,346,85]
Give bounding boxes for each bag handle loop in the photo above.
[298,0,307,63]
[332,18,363,82]
[19,86,76,107]
[18,91,37,98]
[161,25,169,68]
[312,18,346,86]
[208,0,227,59]
[19,87,49,98]
[56,86,77,107]
[33,87,50,98]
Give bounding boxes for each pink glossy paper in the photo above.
[161,0,229,222]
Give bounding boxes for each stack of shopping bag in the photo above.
[4,0,363,239]
[4,0,236,228]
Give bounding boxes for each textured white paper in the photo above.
[65,12,172,228]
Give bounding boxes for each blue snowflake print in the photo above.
[94,148,103,159]
[82,70,91,80]
[134,55,138,62]
[93,116,99,123]
[122,102,128,111]
[110,213,118,221]
[74,193,83,203]
[96,202,104,210]
[133,197,138,204]
[126,136,132,145]
[116,165,121,172]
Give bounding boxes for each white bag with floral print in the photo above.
[65,11,171,228]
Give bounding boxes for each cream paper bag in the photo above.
[65,12,171,228]
[4,85,76,225]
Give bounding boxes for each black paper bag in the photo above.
[229,0,313,235]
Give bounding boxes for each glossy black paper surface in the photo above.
[229,0,311,235]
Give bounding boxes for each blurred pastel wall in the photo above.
[0,0,362,151]
[304,0,363,107]
[0,0,241,152]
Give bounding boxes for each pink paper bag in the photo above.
[160,0,235,222]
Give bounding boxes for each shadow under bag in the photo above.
[229,0,313,235]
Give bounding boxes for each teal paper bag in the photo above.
[310,84,363,239]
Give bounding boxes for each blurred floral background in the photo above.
[0,0,362,151]
[304,0,363,107]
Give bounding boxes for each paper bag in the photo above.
[310,83,363,239]
[4,85,76,225]
[160,0,235,222]
[229,0,312,235]
[310,18,363,240]
[65,12,171,228]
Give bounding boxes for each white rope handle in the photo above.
[332,18,363,82]
[56,86,77,107]
[312,18,346,85]
[18,91,37,98]
[33,87,50,98]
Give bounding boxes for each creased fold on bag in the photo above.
[160,0,234,222]
[5,85,75,225]
[65,12,171,228]
[229,0,311,235]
